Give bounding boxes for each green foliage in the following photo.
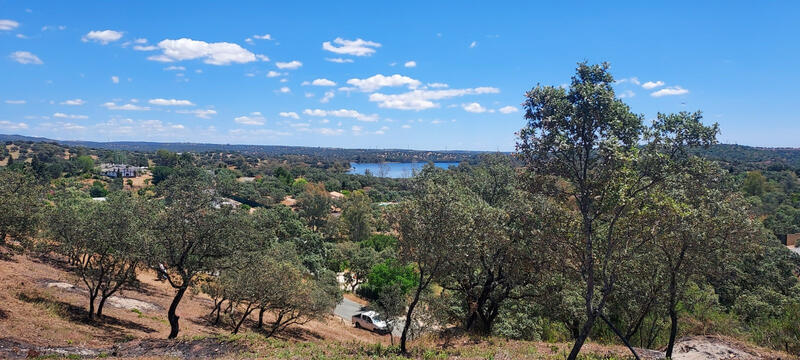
[360,259,418,300]
[0,168,43,246]
[361,234,398,252]
[150,165,174,185]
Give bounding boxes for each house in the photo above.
[100,163,145,178]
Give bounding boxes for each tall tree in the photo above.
[516,62,718,359]
[149,163,243,338]
[341,190,373,243]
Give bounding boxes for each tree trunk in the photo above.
[232,304,254,334]
[257,306,266,329]
[599,312,640,360]
[567,218,596,360]
[567,312,596,360]
[88,292,97,321]
[400,285,423,354]
[96,295,108,318]
[665,272,679,358]
[167,286,188,339]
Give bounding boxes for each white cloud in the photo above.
[322,37,381,56]
[469,41,477,48]
[256,54,269,61]
[111,76,120,84]
[53,112,88,119]
[266,70,283,78]
[234,112,265,125]
[314,127,344,136]
[9,51,43,65]
[616,77,640,86]
[253,34,272,40]
[401,124,411,129]
[176,109,217,119]
[0,120,28,130]
[369,87,500,110]
[4,100,26,104]
[427,83,448,88]
[279,111,299,119]
[164,66,186,71]
[133,45,158,51]
[321,91,335,103]
[60,99,86,106]
[650,86,689,97]
[275,60,302,70]
[404,60,417,68]
[618,90,636,99]
[148,38,257,65]
[134,38,147,44]
[82,30,123,44]
[0,19,19,31]
[498,105,517,114]
[311,78,336,86]
[346,74,421,92]
[326,57,354,63]
[102,102,150,111]
[149,98,194,106]
[462,102,486,113]
[279,86,291,93]
[303,108,378,122]
[641,80,665,89]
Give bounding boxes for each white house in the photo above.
[100,163,145,178]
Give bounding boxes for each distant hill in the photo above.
[0,134,489,163]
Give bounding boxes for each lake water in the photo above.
[348,162,460,178]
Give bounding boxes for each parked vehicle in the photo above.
[351,311,389,334]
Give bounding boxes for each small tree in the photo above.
[0,169,43,247]
[297,182,330,231]
[341,190,373,243]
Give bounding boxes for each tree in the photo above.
[341,190,373,243]
[373,283,407,345]
[743,170,768,197]
[297,182,330,231]
[516,62,718,359]
[48,191,149,320]
[393,168,479,354]
[0,169,43,247]
[89,181,108,198]
[150,166,174,185]
[148,163,243,338]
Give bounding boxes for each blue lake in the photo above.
[348,162,460,178]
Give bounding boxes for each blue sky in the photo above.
[1,1,798,151]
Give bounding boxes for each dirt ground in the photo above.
[0,251,795,359]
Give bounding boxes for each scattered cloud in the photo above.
[176,109,217,119]
[149,98,195,106]
[102,102,150,111]
[253,34,272,40]
[148,38,257,65]
[650,86,689,97]
[111,76,120,83]
[266,70,283,78]
[275,60,302,70]
[618,90,635,99]
[321,90,335,103]
[164,65,186,71]
[82,30,123,44]
[427,83,448,88]
[346,74,421,92]
[641,80,664,89]
[4,100,26,104]
[256,54,269,62]
[469,41,477,48]
[234,112,266,125]
[0,120,28,130]
[60,99,86,106]
[133,45,158,51]
[616,77,640,86]
[279,86,291,93]
[303,108,378,122]
[0,19,19,31]
[53,112,88,119]
[279,111,299,119]
[462,102,486,113]
[10,51,43,65]
[498,105,517,114]
[326,57,354,63]
[311,78,336,86]
[369,87,500,111]
[322,37,381,56]
[404,60,417,68]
